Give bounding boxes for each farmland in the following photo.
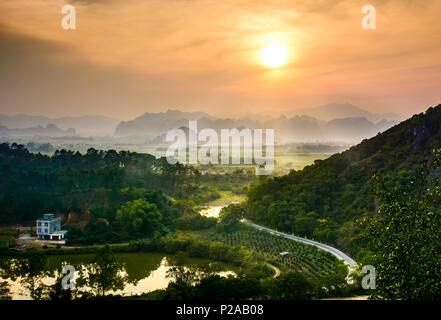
[196,226,342,279]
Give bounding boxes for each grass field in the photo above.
[202,191,245,207]
[273,152,333,174]
[196,226,342,279]
[0,227,16,249]
[16,139,341,176]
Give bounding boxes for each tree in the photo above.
[315,264,349,298]
[14,249,51,300]
[48,272,74,301]
[365,150,441,299]
[174,200,197,216]
[220,204,244,222]
[0,281,11,300]
[263,272,315,300]
[83,245,127,296]
[217,204,244,232]
[116,199,163,235]
[195,275,262,300]
[167,264,199,288]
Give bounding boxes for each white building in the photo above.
[36,213,68,240]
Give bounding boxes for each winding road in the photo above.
[198,202,357,278]
[267,263,281,278]
[243,220,358,270]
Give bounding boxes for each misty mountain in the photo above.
[260,115,397,143]
[116,109,399,144]
[322,117,398,141]
[266,116,398,143]
[285,103,405,122]
[0,114,120,136]
[115,110,214,137]
[0,124,76,137]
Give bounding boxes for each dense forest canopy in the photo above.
[0,144,204,224]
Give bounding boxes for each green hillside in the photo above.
[245,104,441,259]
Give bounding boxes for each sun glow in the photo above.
[260,42,289,68]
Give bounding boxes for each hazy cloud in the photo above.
[0,0,440,119]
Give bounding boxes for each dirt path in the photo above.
[267,263,281,278]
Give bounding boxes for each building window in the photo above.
[38,228,41,234]
[38,222,41,226]
[45,223,48,227]
[44,229,48,234]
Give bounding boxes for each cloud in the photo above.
[0,25,254,119]
[0,24,67,59]
[0,26,144,119]
[0,0,440,118]
[65,0,113,5]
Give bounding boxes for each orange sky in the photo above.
[1,0,441,120]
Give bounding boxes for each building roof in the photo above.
[51,230,68,235]
[37,216,60,222]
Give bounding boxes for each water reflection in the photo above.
[0,252,235,299]
[199,206,222,218]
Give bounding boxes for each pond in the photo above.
[0,252,236,300]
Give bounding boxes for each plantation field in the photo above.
[197,226,342,278]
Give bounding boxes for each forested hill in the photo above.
[0,144,200,224]
[245,104,441,259]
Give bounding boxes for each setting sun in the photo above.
[260,43,289,68]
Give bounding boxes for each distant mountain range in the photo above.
[0,104,406,143]
[283,103,405,122]
[0,124,76,137]
[115,107,401,143]
[115,110,213,137]
[0,114,120,136]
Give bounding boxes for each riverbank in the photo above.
[1,234,274,277]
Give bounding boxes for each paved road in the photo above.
[243,220,358,269]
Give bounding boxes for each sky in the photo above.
[0,0,441,120]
